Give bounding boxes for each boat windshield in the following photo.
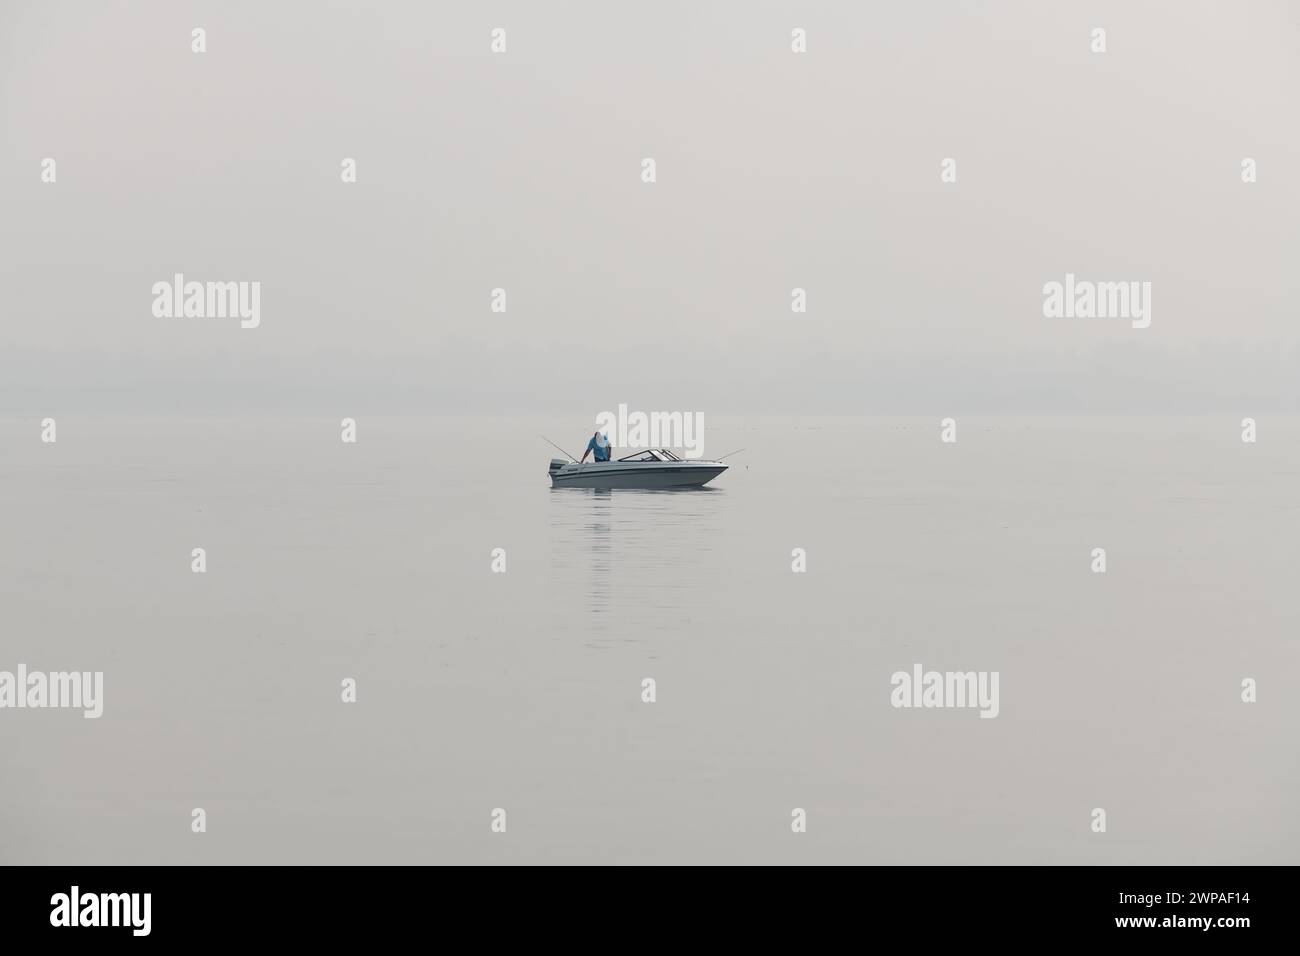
[617,450,665,462]
[616,449,689,462]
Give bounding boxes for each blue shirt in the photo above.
[586,436,610,462]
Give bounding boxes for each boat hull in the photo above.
[550,463,726,489]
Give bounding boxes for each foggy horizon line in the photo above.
[3,340,1298,415]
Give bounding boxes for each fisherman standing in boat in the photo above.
[579,430,611,464]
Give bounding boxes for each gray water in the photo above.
[2,416,1297,864]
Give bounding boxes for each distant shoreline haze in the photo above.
[3,341,1299,416]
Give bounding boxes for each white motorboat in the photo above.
[548,449,727,489]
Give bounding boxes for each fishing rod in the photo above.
[717,447,748,460]
[541,435,579,462]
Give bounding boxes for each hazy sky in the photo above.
[2,1,1297,414]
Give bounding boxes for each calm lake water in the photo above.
[2,416,1297,864]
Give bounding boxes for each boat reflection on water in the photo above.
[546,481,728,645]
